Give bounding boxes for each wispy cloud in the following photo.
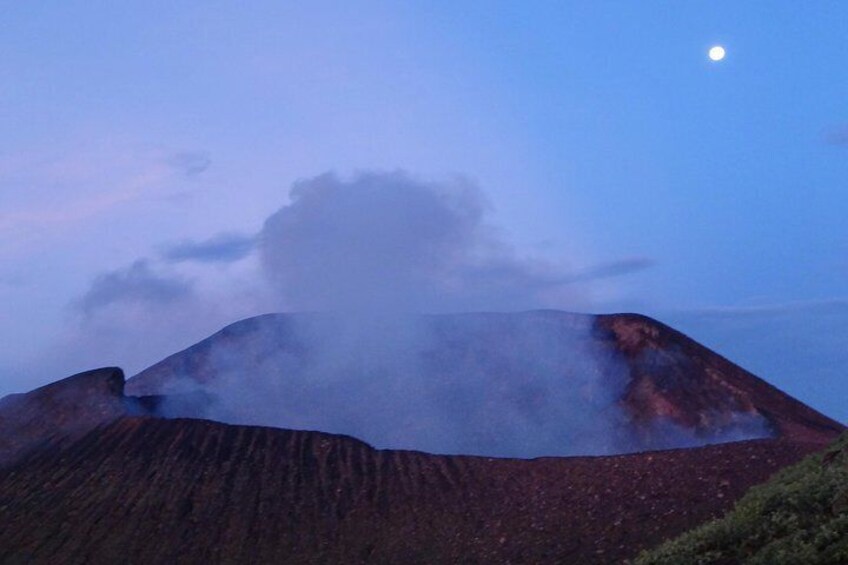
[77,259,193,316]
[167,151,211,177]
[671,297,848,317]
[161,232,256,264]
[0,145,209,242]
[0,183,155,233]
[567,257,656,283]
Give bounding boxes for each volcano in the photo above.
[126,311,841,455]
[0,311,842,563]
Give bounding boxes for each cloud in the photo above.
[77,260,193,316]
[167,151,211,176]
[824,126,848,146]
[161,232,256,264]
[568,257,656,283]
[31,256,269,389]
[41,169,653,405]
[0,145,212,259]
[259,171,589,313]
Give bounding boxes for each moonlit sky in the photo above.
[1,3,847,419]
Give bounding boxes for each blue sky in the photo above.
[1,2,846,418]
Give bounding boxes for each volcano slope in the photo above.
[0,390,834,564]
[126,311,842,455]
[0,312,843,563]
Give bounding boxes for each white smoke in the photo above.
[145,311,636,457]
[121,170,770,457]
[154,171,636,457]
[258,171,586,313]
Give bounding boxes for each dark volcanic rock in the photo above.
[0,367,214,470]
[0,417,827,564]
[0,367,139,468]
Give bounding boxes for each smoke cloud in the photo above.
[137,312,636,457]
[258,171,584,313]
[122,171,766,458]
[135,310,771,458]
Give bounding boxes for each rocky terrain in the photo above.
[0,367,135,468]
[637,432,848,563]
[0,311,843,563]
[594,313,841,445]
[0,404,830,564]
[0,367,207,469]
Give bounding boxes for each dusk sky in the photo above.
[1,3,846,419]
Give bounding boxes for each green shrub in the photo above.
[636,433,848,564]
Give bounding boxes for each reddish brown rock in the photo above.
[0,417,829,564]
[595,313,843,444]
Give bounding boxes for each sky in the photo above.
[1,2,846,419]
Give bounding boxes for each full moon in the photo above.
[708,45,726,61]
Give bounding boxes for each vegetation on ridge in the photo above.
[636,433,848,564]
